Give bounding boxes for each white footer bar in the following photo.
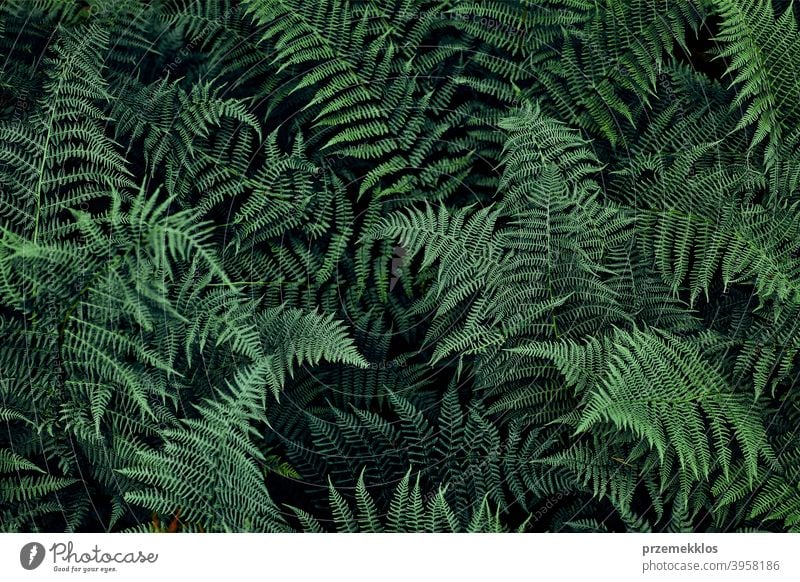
[1,533,796,581]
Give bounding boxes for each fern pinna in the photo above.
[2,0,800,532]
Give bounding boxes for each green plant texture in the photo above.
[2,0,800,533]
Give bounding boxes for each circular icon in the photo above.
[20,542,46,570]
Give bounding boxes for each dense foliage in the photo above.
[2,0,800,533]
